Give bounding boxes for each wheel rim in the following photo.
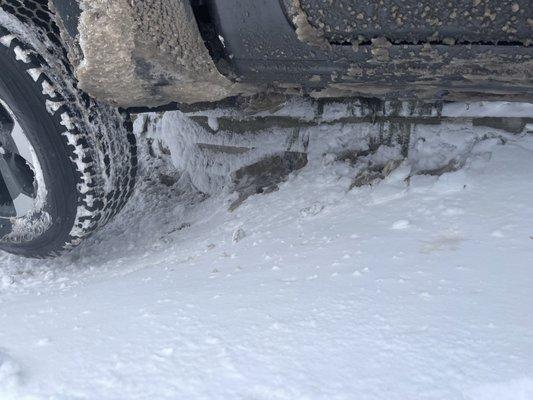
[0,98,38,219]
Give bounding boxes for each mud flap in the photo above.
[50,0,256,108]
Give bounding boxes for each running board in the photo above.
[180,98,532,159]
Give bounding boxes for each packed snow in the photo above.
[1,102,533,400]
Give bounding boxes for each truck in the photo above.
[0,0,531,258]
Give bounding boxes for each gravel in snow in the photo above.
[0,105,533,400]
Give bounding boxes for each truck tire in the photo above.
[0,3,137,258]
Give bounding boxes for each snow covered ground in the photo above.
[1,104,533,400]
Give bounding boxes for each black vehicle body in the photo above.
[49,0,533,109]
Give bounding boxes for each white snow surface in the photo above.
[1,104,533,400]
